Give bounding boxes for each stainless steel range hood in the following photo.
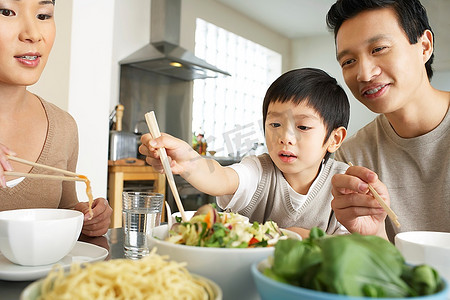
[120,0,230,81]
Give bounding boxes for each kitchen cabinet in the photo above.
[108,165,166,228]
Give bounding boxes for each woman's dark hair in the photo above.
[326,0,434,80]
[262,68,350,161]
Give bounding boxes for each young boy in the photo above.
[327,0,450,241]
[140,68,350,236]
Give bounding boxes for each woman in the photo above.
[0,0,111,236]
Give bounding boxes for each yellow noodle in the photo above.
[38,249,215,300]
[77,175,94,219]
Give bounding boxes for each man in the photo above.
[326,0,450,241]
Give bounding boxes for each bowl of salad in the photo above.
[148,204,301,300]
[251,228,449,300]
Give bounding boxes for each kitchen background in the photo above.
[29,0,450,206]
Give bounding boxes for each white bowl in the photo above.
[170,211,196,224]
[395,231,450,284]
[0,209,83,266]
[149,224,300,300]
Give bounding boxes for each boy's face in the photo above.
[0,0,55,86]
[265,101,332,182]
[335,8,431,115]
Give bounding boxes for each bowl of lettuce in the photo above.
[251,228,448,300]
[148,205,301,300]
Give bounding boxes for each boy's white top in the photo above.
[217,155,349,235]
[217,155,323,212]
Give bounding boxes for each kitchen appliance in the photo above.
[108,104,140,162]
[119,0,230,81]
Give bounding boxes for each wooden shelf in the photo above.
[108,165,166,228]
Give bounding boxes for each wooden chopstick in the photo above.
[4,171,86,182]
[145,111,188,222]
[348,162,400,228]
[6,155,80,177]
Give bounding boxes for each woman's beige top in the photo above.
[0,97,79,210]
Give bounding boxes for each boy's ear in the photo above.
[327,127,347,153]
[421,29,433,64]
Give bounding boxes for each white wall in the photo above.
[181,0,291,72]
[31,1,114,202]
[66,0,114,201]
[432,70,450,91]
[110,0,150,113]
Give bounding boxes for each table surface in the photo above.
[0,228,125,299]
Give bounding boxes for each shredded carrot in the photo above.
[205,211,212,229]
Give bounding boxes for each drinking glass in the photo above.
[122,192,164,259]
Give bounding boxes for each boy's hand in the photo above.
[139,132,238,196]
[139,133,200,175]
[331,165,390,239]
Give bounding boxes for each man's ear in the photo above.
[327,126,347,153]
[421,29,433,64]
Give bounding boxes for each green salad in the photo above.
[167,204,288,248]
[264,227,444,298]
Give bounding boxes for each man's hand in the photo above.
[331,165,390,239]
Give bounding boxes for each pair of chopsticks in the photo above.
[348,162,400,228]
[145,111,188,222]
[4,155,86,182]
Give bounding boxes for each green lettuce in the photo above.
[264,228,444,297]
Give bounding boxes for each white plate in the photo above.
[0,241,108,281]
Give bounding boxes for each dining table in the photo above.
[0,227,125,299]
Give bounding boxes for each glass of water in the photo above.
[122,192,164,259]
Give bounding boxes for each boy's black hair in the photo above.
[262,68,350,161]
[326,0,434,80]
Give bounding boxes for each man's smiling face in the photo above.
[336,7,432,115]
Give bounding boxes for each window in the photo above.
[193,18,282,157]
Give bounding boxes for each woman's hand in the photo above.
[0,144,16,188]
[331,165,390,239]
[75,198,112,237]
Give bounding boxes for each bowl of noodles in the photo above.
[20,249,222,300]
[148,204,301,300]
